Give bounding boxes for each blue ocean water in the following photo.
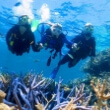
[0,0,110,82]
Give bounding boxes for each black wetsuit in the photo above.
[41,28,73,58]
[59,32,96,68]
[6,25,40,55]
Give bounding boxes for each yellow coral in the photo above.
[60,98,76,110]
[0,103,15,110]
[91,79,110,109]
[0,90,15,110]
[0,90,6,103]
[35,94,56,110]
[0,74,7,84]
[35,102,45,110]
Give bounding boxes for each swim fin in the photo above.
[47,56,51,66]
[50,66,60,79]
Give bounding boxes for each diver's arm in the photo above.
[32,43,42,52]
[30,33,43,52]
[64,37,73,46]
[65,35,81,49]
[6,26,16,47]
[39,28,52,45]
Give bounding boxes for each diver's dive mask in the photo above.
[84,23,94,33]
[51,23,62,36]
[18,15,32,25]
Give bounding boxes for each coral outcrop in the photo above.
[83,48,110,76]
[0,70,110,110]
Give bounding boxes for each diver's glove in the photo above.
[71,43,79,52]
[37,43,43,50]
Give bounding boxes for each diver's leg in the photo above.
[68,58,80,68]
[58,54,72,66]
[52,51,57,59]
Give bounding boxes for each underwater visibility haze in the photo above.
[1,0,110,110]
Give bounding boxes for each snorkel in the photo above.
[31,19,40,32]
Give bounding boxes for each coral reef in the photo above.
[1,48,110,109]
[83,48,110,76]
[0,70,110,110]
[0,90,15,110]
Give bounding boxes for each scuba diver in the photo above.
[39,23,73,66]
[50,23,96,79]
[6,15,43,55]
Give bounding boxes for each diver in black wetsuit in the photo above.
[40,23,73,66]
[6,15,42,55]
[50,23,96,79]
[58,23,96,68]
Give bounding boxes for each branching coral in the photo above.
[35,102,44,110]
[0,90,15,110]
[1,70,110,110]
[35,94,56,110]
[52,82,92,110]
[91,79,110,109]
[59,98,76,110]
[0,90,6,103]
[0,73,11,91]
[0,74,7,84]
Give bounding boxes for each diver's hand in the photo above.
[72,43,77,48]
[71,43,78,51]
[37,43,43,50]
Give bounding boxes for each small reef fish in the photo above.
[34,59,40,62]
